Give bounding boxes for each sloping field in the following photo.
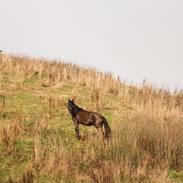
[0,54,183,183]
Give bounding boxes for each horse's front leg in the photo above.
[75,123,80,140]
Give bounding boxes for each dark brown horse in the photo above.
[67,99,111,143]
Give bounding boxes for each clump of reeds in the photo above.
[0,120,22,154]
[0,95,5,111]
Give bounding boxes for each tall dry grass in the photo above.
[0,54,121,92]
[0,53,183,182]
[29,108,183,182]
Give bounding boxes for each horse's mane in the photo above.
[72,102,84,113]
[68,99,84,116]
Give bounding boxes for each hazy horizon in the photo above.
[1,0,183,91]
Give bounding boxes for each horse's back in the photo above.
[76,110,105,126]
[76,111,94,126]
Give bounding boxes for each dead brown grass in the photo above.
[0,53,183,182]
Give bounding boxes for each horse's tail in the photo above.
[103,118,111,140]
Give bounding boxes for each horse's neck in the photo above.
[74,105,83,113]
[68,106,76,118]
[70,107,81,118]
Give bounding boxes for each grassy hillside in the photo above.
[0,53,183,183]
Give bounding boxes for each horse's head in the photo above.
[67,99,75,116]
[67,99,83,117]
[68,98,74,106]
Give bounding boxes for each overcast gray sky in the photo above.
[0,0,183,90]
